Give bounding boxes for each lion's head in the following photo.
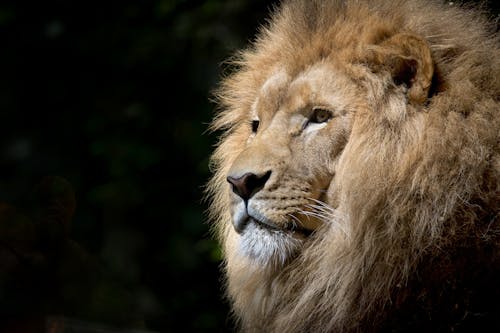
[208,0,499,332]
[224,63,361,266]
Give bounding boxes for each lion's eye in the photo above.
[310,108,332,123]
[251,120,260,133]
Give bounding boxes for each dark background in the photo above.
[0,1,497,332]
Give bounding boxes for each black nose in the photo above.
[227,171,271,201]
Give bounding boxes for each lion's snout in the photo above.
[227,171,271,202]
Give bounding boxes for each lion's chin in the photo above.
[238,222,305,267]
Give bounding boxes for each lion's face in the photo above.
[226,62,363,266]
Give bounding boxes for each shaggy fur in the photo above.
[207,0,499,332]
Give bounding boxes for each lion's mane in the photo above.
[208,0,499,332]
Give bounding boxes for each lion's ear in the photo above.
[367,33,434,105]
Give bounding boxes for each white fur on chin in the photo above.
[238,222,303,267]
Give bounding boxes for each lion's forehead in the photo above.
[255,63,357,118]
[260,68,290,96]
[251,68,289,119]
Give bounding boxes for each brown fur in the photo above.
[207,1,499,332]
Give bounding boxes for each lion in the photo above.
[207,0,499,332]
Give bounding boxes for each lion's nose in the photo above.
[227,171,271,201]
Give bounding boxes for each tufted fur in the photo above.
[207,1,499,332]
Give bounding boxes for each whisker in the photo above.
[305,203,335,215]
[301,200,351,239]
[300,212,329,222]
[286,213,301,227]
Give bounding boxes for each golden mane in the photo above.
[207,0,499,332]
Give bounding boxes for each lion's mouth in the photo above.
[246,216,313,237]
